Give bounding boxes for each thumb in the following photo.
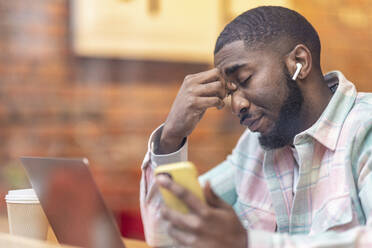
[203,181,229,209]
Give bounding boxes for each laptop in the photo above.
[20,157,126,248]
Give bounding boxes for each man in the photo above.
[140,6,372,248]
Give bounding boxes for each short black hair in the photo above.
[214,6,321,66]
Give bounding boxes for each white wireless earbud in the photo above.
[292,63,302,80]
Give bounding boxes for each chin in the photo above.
[258,132,293,150]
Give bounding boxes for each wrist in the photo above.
[157,129,185,154]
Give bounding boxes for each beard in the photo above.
[258,68,304,150]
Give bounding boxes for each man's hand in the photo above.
[156,175,248,248]
[158,68,226,154]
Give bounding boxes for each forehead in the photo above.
[214,40,278,75]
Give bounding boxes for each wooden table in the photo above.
[123,238,150,248]
[0,215,150,248]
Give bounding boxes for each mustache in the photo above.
[239,112,261,125]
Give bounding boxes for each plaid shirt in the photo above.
[140,71,372,247]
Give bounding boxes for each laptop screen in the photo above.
[20,157,126,248]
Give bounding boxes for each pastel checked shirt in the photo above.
[140,71,372,247]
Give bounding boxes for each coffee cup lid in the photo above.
[5,188,40,204]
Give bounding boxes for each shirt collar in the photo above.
[293,71,357,150]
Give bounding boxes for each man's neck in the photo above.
[298,72,334,133]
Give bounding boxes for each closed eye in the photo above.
[238,75,251,88]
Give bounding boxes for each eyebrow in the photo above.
[224,64,246,76]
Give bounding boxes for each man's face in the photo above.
[214,40,303,150]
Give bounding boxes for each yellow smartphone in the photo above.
[154,161,205,213]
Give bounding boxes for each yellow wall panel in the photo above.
[73,0,292,63]
[73,0,220,63]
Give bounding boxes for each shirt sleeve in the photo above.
[354,119,372,221]
[140,124,187,247]
[199,155,238,206]
[140,124,239,247]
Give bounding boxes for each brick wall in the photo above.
[0,0,244,237]
[294,1,372,92]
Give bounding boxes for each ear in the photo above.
[284,44,312,80]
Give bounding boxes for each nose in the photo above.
[231,90,250,116]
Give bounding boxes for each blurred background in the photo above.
[0,0,371,240]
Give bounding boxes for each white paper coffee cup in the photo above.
[5,189,48,240]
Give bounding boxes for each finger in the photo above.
[216,100,225,110]
[157,175,206,215]
[222,94,231,108]
[192,68,221,84]
[167,226,197,247]
[161,206,202,232]
[219,74,228,95]
[226,81,238,92]
[194,81,227,99]
[203,181,230,209]
[195,97,225,110]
